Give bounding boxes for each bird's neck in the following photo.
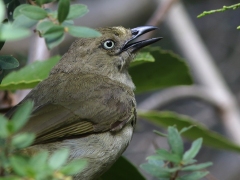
[78,68,135,91]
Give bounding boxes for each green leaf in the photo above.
[43,25,64,49]
[57,0,70,23]
[0,55,19,69]
[183,138,202,162]
[0,0,5,22]
[184,159,197,165]
[100,156,145,180]
[60,159,87,175]
[0,55,61,90]
[7,0,20,21]
[11,101,33,132]
[10,155,28,176]
[168,126,184,157]
[142,163,180,174]
[0,68,4,83]
[28,151,52,179]
[138,110,240,154]
[36,0,55,6]
[0,40,5,51]
[36,20,54,34]
[179,126,195,134]
[13,4,31,19]
[11,133,35,148]
[66,4,88,20]
[0,115,9,138]
[43,25,64,38]
[13,15,38,28]
[130,47,193,94]
[62,20,74,26]
[146,155,165,166]
[130,52,155,67]
[177,171,209,180]
[156,149,182,163]
[30,151,49,171]
[67,26,101,38]
[45,32,64,49]
[20,6,48,20]
[49,149,69,169]
[140,163,171,178]
[0,176,21,180]
[181,162,212,171]
[0,23,31,41]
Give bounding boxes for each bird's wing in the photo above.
[7,73,136,144]
[23,103,94,144]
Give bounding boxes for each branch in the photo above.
[142,0,178,39]
[198,3,240,18]
[138,86,222,110]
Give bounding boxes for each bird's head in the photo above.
[51,26,162,89]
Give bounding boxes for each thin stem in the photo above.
[198,3,240,18]
[170,170,179,180]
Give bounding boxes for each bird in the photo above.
[6,26,162,180]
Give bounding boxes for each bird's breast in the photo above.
[25,123,133,180]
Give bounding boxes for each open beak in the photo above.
[121,26,162,53]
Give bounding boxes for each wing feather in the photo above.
[7,73,136,145]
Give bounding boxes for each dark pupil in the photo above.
[106,41,113,47]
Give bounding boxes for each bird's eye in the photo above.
[103,40,115,50]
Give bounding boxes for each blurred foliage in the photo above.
[0,0,101,83]
[0,101,87,179]
[130,47,192,94]
[2,0,101,49]
[141,126,212,180]
[138,111,240,154]
[0,56,61,90]
[197,3,240,29]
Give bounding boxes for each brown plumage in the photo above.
[6,26,161,179]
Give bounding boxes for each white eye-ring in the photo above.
[103,40,115,49]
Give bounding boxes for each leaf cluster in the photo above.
[0,0,102,83]
[2,0,101,49]
[0,101,87,180]
[141,126,212,180]
[138,111,240,154]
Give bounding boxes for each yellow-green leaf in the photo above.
[0,56,61,90]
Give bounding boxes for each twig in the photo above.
[198,3,240,18]
[138,86,222,110]
[142,0,179,39]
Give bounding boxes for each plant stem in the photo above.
[198,3,240,18]
[170,170,179,180]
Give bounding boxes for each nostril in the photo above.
[131,29,138,36]
[131,30,138,36]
